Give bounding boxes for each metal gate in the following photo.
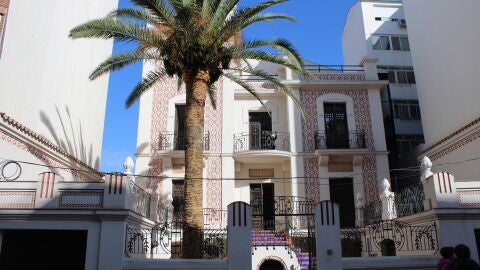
[251,196,317,270]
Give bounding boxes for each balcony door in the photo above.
[249,112,272,150]
[175,104,186,150]
[324,103,349,148]
[250,183,275,229]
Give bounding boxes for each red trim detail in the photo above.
[49,173,55,199]
[40,173,45,198]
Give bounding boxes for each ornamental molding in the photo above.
[418,116,480,161]
[0,112,102,180]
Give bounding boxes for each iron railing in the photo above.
[129,180,151,218]
[174,208,228,230]
[159,131,210,151]
[341,220,438,257]
[301,65,366,81]
[125,222,227,259]
[395,184,425,217]
[363,184,425,225]
[304,65,364,73]
[233,131,290,152]
[314,130,366,149]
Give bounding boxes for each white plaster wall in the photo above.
[403,0,480,144]
[0,140,76,181]
[437,217,480,263]
[343,1,410,67]
[0,0,118,169]
[233,96,289,134]
[234,162,291,202]
[342,2,368,65]
[430,139,480,182]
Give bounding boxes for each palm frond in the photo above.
[218,13,294,43]
[108,7,158,25]
[126,70,166,107]
[69,18,163,46]
[90,51,161,80]
[131,0,176,27]
[206,83,217,109]
[222,72,267,111]
[229,66,306,117]
[207,0,239,33]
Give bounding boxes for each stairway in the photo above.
[251,230,289,246]
[251,230,314,270]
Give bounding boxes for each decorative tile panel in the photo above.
[0,191,35,208]
[58,190,103,208]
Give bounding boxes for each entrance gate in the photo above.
[251,196,317,270]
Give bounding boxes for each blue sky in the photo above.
[100,0,358,173]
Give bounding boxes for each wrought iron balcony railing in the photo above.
[233,131,290,152]
[314,130,366,150]
[159,131,210,151]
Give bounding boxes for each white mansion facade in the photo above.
[134,59,390,227]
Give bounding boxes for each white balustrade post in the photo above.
[315,201,342,270]
[227,202,252,270]
[420,156,457,210]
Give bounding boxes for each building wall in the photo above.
[0,0,118,170]
[403,0,480,144]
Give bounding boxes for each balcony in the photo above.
[159,131,210,151]
[314,130,366,150]
[233,131,290,152]
[301,65,366,81]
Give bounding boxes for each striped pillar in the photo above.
[315,200,342,270]
[227,201,252,270]
[422,171,457,210]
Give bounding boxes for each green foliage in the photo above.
[70,0,308,115]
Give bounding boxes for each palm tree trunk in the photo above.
[182,69,208,258]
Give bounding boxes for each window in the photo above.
[396,135,424,155]
[372,35,390,50]
[393,100,421,120]
[378,66,416,84]
[372,35,410,51]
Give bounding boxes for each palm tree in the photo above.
[70,0,308,258]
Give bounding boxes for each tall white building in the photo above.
[403,0,480,182]
[0,0,118,179]
[342,0,423,189]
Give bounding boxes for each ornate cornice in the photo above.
[418,116,480,161]
[0,112,101,176]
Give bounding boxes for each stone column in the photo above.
[227,201,252,270]
[315,200,342,270]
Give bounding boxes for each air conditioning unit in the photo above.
[399,19,407,28]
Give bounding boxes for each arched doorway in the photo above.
[381,239,396,256]
[259,259,285,270]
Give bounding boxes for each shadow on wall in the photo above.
[39,105,100,169]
